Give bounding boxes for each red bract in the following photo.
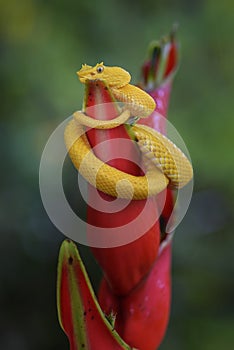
[116,244,171,350]
[85,81,161,296]
[99,243,172,350]
[57,240,134,350]
[139,28,179,129]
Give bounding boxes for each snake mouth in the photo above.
[77,71,97,83]
[78,76,88,83]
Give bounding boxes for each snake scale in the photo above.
[64,62,193,200]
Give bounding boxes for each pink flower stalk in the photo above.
[140,27,179,233]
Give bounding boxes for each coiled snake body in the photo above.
[65,62,193,200]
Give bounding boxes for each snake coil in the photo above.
[64,109,193,200]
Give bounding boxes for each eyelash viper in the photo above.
[64,62,193,200]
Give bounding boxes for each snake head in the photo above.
[77,62,131,88]
[77,63,98,83]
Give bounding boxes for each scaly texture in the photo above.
[64,116,168,200]
[65,63,193,200]
[77,62,156,118]
[132,124,193,188]
[112,84,156,118]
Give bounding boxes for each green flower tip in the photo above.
[141,24,179,89]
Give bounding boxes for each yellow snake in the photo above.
[64,63,193,200]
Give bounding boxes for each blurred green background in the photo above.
[1,0,234,349]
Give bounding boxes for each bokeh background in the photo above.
[1,0,234,349]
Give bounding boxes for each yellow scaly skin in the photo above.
[78,62,156,117]
[64,63,193,199]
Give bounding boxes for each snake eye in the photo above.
[96,66,104,73]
